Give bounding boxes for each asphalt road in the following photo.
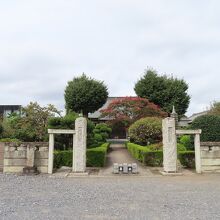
[0,173,220,220]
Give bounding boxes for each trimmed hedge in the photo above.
[86,144,108,167]
[126,142,162,166]
[126,142,195,168]
[54,150,72,168]
[178,151,195,168]
[54,143,110,168]
[144,151,163,167]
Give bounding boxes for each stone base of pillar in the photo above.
[160,171,183,176]
[68,172,89,177]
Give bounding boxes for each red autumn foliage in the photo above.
[101,97,167,128]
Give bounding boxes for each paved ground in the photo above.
[0,173,220,220]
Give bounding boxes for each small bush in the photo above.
[177,143,187,152]
[86,143,109,167]
[128,117,162,145]
[179,135,193,150]
[54,143,110,168]
[48,112,78,129]
[54,150,72,168]
[147,142,162,151]
[93,123,112,140]
[94,133,103,142]
[126,142,163,166]
[190,115,220,142]
[178,151,195,168]
[127,142,195,168]
[143,151,163,167]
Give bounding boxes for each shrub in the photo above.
[178,151,195,168]
[127,142,195,168]
[86,143,109,167]
[128,117,162,145]
[126,142,163,166]
[126,143,149,162]
[143,151,163,166]
[87,120,96,147]
[89,123,112,147]
[94,133,103,142]
[179,135,193,150]
[53,143,109,168]
[191,115,220,142]
[147,142,162,151]
[48,112,78,129]
[177,143,187,152]
[93,123,112,140]
[54,150,72,168]
[1,102,60,142]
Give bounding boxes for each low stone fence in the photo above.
[3,142,49,173]
[201,142,220,172]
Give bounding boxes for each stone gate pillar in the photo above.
[48,133,54,174]
[72,117,87,173]
[162,117,177,173]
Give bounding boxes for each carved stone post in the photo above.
[72,117,87,173]
[26,145,35,167]
[194,134,202,173]
[48,133,54,174]
[162,117,177,173]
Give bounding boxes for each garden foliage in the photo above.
[1,102,60,142]
[179,135,193,150]
[54,143,109,168]
[92,123,112,147]
[126,142,194,168]
[48,111,78,129]
[128,117,162,145]
[190,115,220,142]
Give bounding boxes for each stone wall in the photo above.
[201,142,220,172]
[3,142,48,173]
[0,142,4,171]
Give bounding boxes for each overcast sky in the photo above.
[1,1,220,116]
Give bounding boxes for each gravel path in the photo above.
[0,173,220,220]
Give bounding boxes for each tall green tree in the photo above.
[65,74,108,117]
[134,69,190,116]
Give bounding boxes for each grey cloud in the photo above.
[1,0,220,115]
